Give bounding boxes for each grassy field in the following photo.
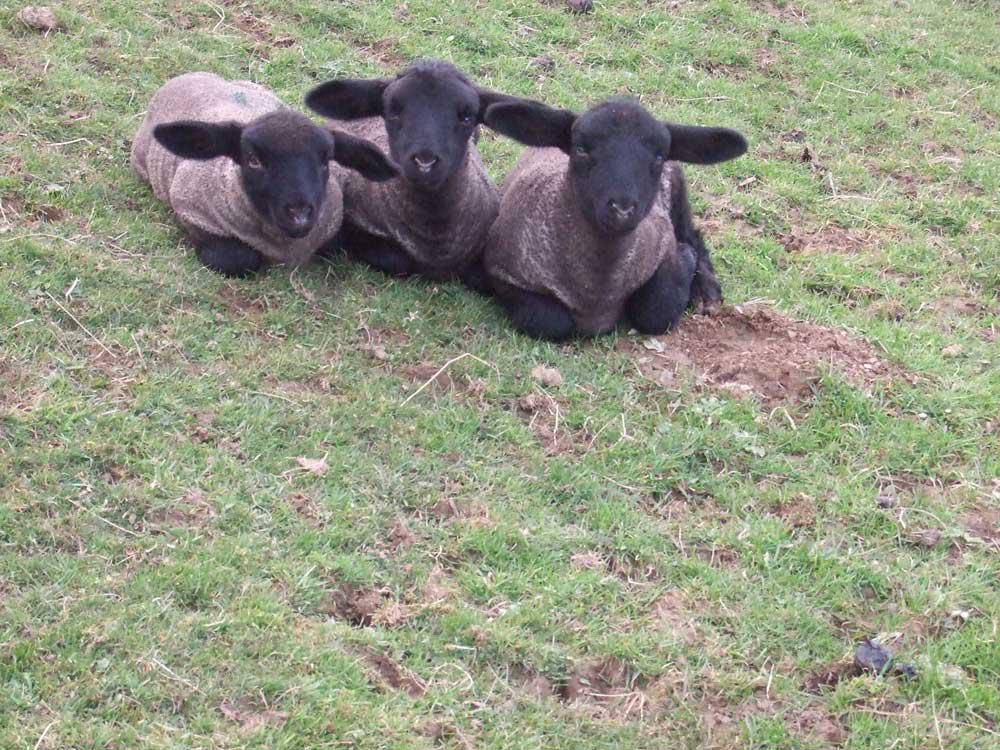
[1,0,998,747]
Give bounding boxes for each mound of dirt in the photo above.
[620,303,899,407]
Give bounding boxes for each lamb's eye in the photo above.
[460,112,475,126]
[654,153,665,165]
[574,145,589,157]
[246,154,263,170]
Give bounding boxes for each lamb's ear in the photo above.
[484,101,577,153]
[474,87,522,123]
[153,121,243,161]
[663,123,748,165]
[330,130,399,182]
[305,79,389,120]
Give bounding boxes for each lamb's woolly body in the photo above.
[331,117,499,274]
[131,72,343,266]
[486,148,682,335]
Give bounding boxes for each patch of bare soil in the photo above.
[515,392,592,455]
[961,506,1000,552]
[426,497,494,528]
[571,550,659,584]
[397,362,488,404]
[360,38,406,67]
[509,666,556,701]
[778,223,877,255]
[804,660,859,692]
[321,584,386,627]
[286,492,326,526]
[148,489,216,529]
[751,0,809,23]
[219,697,288,735]
[219,285,268,318]
[0,361,48,415]
[387,516,417,551]
[558,658,650,719]
[356,646,427,697]
[774,495,817,529]
[622,303,900,407]
[650,590,699,645]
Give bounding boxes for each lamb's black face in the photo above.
[239,112,333,238]
[568,103,670,237]
[153,111,398,239]
[381,69,480,191]
[305,60,517,193]
[484,96,748,238]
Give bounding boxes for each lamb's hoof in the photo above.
[692,297,724,316]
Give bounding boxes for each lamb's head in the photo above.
[485,97,748,237]
[306,59,515,191]
[153,110,397,238]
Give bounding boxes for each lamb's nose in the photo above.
[411,152,439,172]
[609,199,637,219]
[284,203,314,225]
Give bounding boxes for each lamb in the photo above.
[305,59,533,293]
[131,72,398,277]
[482,97,748,340]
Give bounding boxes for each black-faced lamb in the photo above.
[305,59,531,293]
[482,97,747,340]
[131,72,398,277]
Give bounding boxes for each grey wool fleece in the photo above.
[330,117,499,275]
[486,149,685,335]
[131,72,343,267]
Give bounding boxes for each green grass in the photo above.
[1,1,998,747]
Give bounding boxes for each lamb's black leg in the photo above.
[669,169,723,311]
[625,243,697,335]
[195,235,263,278]
[459,257,493,297]
[494,280,575,341]
[315,230,345,261]
[339,222,416,277]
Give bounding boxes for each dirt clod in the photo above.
[388,517,416,550]
[17,6,62,32]
[295,456,329,477]
[531,364,564,387]
[358,647,427,696]
[322,584,384,626]
[622,303,899,407]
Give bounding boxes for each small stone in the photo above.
[17,6,62,32]
[531,365,563,387]
[566,0,594,12]
[942,343,963,358]
[854,640,892,674]
[876,485,897,508]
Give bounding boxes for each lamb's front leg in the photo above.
[194,234,263,278]
[339,222,417,277]
[458,256,494,297]
[688,240,723,313]
[493,278,575,341]
[624,243,697,334]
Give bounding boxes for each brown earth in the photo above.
[621,303,900,407]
